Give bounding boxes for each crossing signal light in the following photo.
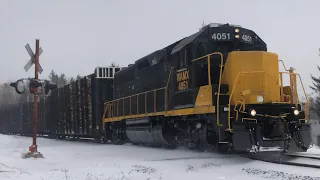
[29,79,42,89]
[10,79,57,95]
[44,81,57,95]
[10,79,26,94]
[28,79,43,95]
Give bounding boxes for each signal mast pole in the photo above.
[29,39,40,153]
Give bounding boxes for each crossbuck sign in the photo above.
[24,43,43,73]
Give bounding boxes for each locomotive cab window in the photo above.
[138,59,150,70]
[193,43,209,87]
[197,43,207,57]
[178,48,189,69]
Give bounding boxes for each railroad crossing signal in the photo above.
[24,43,43,73]
[25,39,44,158]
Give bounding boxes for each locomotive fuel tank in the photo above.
[125,117,177,148]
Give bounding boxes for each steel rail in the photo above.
[241,152,320,169]
[283,153,320,160]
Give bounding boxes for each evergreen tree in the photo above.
[76,74,81,81]
[68,77,75,84]
[48,70,68,88]
[310,66,320,119]
[58,73,67,88]
[48,70,59,85]
[48,70,56,82]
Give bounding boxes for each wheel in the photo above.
[217,142,232,154]
[111,130,125,145]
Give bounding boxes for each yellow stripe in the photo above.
[103,106,215,123]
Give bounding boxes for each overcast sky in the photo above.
[0,0,319,95]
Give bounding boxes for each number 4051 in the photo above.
[212,33,231,40]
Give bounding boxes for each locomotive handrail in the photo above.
[278,61,309,119]
[279,71,309,121]
[103,87,166,120]
[227,71,265,132]
[102,67,174,122]
[191,52,224,127]
[104,87,166,104]
[279,60,289,71]
[216,53,225,127]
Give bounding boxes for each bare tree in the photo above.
[110,62,119,67]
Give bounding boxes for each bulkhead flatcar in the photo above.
[0,69,119,140]
[102,23,311,153]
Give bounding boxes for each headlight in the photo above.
[250,109,256,116]
[294,109,299,116]
[235,28,240,33]
[235,34,240,38]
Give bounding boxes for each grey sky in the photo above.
[0,0,319,95]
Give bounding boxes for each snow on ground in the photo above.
[307,145,320,155]
[1,134,320,180]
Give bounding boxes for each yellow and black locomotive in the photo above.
[102,23,311,153]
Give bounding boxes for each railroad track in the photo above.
[283,153,320,160]
[242,151,320,169]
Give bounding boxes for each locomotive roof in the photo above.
[171,23,264,55]
[134,48,167,66]
[130,23,266,70]
[171,29,204,54]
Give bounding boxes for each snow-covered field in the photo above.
[1,134,320,180]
